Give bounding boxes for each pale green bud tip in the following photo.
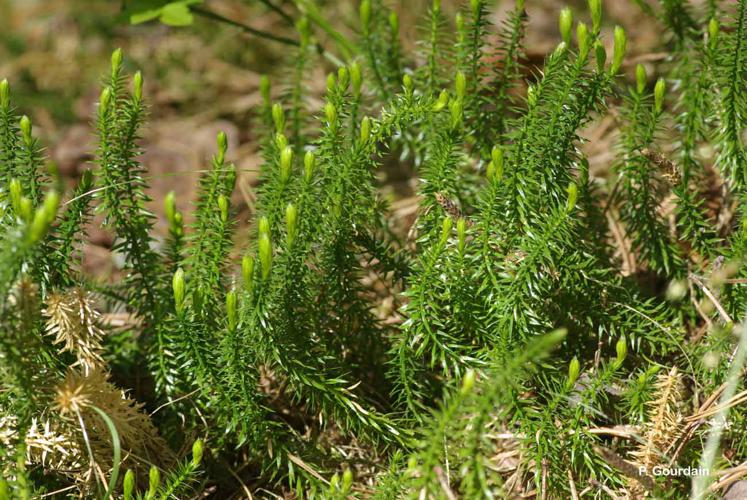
[360,117,371,142]
[280,146,293,181]
[20,115,31,143]
[470,0,481,16]
[635,64,647,94]
[350,62,362,95]
[433,90,449,111]
[457,217,467,236]
[286,203,298,244]
[259,234,273,279]
[456,13,465,31]
[461,370,476,395]
[123,470,135,498]
[576,22,589,54]
[133,71,143,101]
[111,48,123,72]
[403,74,413,92]
[441,217,453,241]
[325,102,337,124]
[99,87,112,112]
[9,179,22,212]
[491,145,503,166]
[611,26,627,74]
[337,67,349,89]
[486,161,496,181]
[654,78,666,112]
[275,133,287,150]
[148,466,161,492]
[258,216,270,237]
[559,8,573,44]
[217,131,228,154]
[566,183,578,212]
[589,0,602,32]
[449,99,463,125]
[615,337,627,365]
[488,145,504,181]
[218,195,229,222]
[164,191,177,223]
[326,73,336,91]
[0,79,9,107]
[708,18,719,46]
[432,0,441,11]
[285,203,298,223]
[360,0,371,29]
[389,11,399,32]
[43,190,60,221]
[304,151,315,181]
[242,255,255,288]
[192,439,204,466]
[173,268,185,311]
[260,75,271,102]
[568,357,580,385]
[457,218,467,251]
[455,71,467,99]
[554,41,567,58]
[272,104,285,132]
[515,0,525,10]
[226,290,237,323]
[527,84,537,107]
[342,469,353,491]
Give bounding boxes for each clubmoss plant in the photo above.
[3,0,747,497]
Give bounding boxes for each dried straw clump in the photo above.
[629,366,685,495]
[43,288,105,374]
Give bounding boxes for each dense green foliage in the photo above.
[3,0,747,497]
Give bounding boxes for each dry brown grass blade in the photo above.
[287,453,328,485]
[567,469,579,500]
[689,274,733,325]
[708,462,747,493]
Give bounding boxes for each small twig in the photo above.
[287,453,329,484]
[192,6,300,47]
[567,469,579,500]
[689,277,713,332]
[150,389,201,416]
[586,425,640,439]
[689,273,734,325]
[38,484,79,498]
[686,389,747,422]
[708,461,747,493]
[690,274,747,285]
[540,459,548,500]
[434,466,457,500]
[255,0,295,26]
[225,462,254,499]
